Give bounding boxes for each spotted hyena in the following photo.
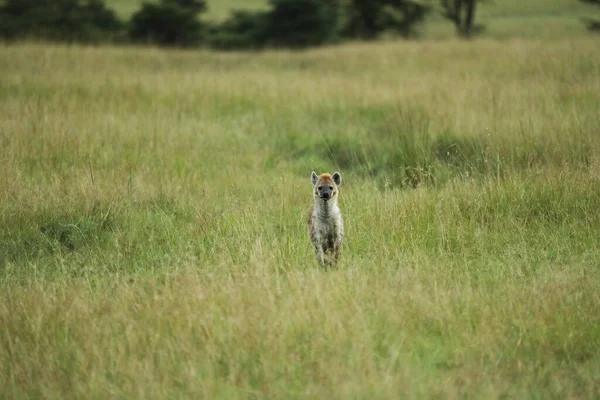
[308,171,344,268]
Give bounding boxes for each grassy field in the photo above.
[2,33,600,399]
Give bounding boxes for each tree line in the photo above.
[0,0,431,48]
[0,0,597,49]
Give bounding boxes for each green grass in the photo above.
[1,36,600,398]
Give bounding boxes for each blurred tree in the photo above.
[441,0,482,37]
[129,0,207,46]
[209,0,429,50]
[342,0,430,39]
[265,0,341,47]
[208,0,341,49]
[579,0,600,32]
[206,10,270,50]
[0,0,122,42]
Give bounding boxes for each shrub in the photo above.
[208,0,341,50]
[264,0,342,48]
[342,0,429,39]
[0,0,122,43]
[129,0,207,47]
[208,0,429,50]
[207,10,270,50]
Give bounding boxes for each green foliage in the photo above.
[440,0,484,37]
[208,0,429,50]
[0,0,123,42]
[265,0,341,47]
[206,10,269,50]
[128,0,207,46]
[208,0,341,50]
[342,0,430,39]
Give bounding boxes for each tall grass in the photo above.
[1,38,599,398]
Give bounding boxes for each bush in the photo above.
[264,0,341,48]
[208,0,429,51]
[342,0,429,39]
[208,0,341,50]
[0,0,122,43]
[129,0,207,47]
[207,10,270,50]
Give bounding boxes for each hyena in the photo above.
[308,171,344,268]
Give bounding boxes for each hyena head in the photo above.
[311,171,342,202]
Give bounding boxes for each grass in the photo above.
[1,35,600,397]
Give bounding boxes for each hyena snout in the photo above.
[317,185,335,200]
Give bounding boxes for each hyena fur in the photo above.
[308,171,344,268]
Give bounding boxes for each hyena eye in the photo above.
[318,186,322,190]
[328,186,333,190]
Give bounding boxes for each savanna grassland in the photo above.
[2,19,600,400]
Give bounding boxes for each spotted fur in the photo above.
[308,171,344,268]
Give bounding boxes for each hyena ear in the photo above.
[332,172,342,186]
[311,171,318,185]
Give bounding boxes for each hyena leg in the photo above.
[322,244,338,268]
[314,247,326,267]
[332,241,342,266]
